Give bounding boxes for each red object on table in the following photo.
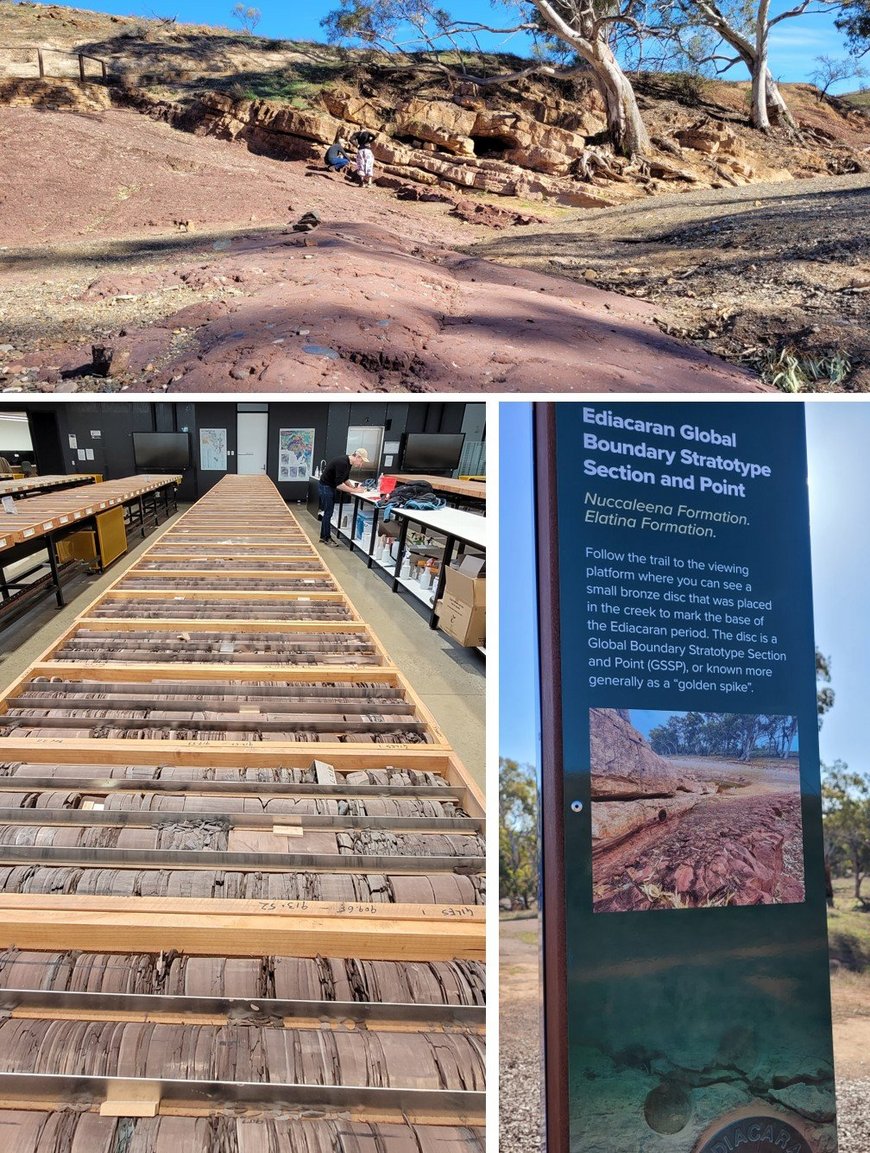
[379,476,397,495]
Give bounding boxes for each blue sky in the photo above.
[46,0,862,90]
[500,402,870,777]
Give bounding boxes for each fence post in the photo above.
[78,53,85,82]
[37,48,44,78]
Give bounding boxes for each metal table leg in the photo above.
[350,494,364,551]
[46,534,65,608]
[138,496,146,538]
[429,533,456,628]
[391,515,410,593]
[367,506,381,569]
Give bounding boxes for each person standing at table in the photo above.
[319,448,369,546]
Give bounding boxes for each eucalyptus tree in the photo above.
[666,0,841,131]
[322,0,653,157]
[836,0,870,55]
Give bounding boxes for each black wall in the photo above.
[10,401,473,503]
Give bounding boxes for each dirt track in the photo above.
[0,105,766,393]
[476,173,870,390]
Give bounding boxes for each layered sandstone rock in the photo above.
[0,76,111,111]
[589,708,710,847]
[591,794,704,845]
[590,707,693,799]
[394,97,478,154]
[116,83,608,200]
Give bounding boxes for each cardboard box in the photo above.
[437,555,486,646]
[437,596,485,646]
[443,554,486,604]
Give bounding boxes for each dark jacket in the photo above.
[325,143,349,165]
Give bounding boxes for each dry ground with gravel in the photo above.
[474,172,870,391]
[500,916,870,1153]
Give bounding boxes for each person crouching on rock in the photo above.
[325,133,352,175]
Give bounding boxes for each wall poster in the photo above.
[278,428,315,481]
[199,428,227,472]
[536,402,836,1153]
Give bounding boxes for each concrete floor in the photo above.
[0,501,485,792]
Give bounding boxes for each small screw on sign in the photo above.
[570,800,583,814]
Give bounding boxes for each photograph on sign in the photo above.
[590,707,805,912]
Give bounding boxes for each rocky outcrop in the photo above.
[675,118,744,156]
[320,88,387,132]
[0,76,111,111]
[591,707,699,799]
[590,708,711,847]
[594,791,806,911]
[592,794,704,846]
[673,118,795,185]
[113,82,616,203]
[394,97,478,155]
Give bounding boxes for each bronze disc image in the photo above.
[696,1115,813,1153]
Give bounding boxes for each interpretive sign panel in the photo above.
[536,402,836,1153]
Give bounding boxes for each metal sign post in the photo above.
[536,401,836,1153]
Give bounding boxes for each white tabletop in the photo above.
[391,505,487,550]
[347,489,380,506]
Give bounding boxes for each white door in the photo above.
[237,412,268,474]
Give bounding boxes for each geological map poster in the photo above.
[537,402,836,1153]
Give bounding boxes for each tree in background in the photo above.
[232,4,261,34]
[660,0,838,132]
[648,711,798,761]
[823,761,870,902]
[322,0,652,158]
[810,53,867,96]
[836,0,870,56]
[816,648,835,726]
[500,757,538,910]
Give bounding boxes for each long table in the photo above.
[0,474,181,619]
[328,489,485,633]
[393,474,486,504]
[0,474,96,501]
[390,505,487,629]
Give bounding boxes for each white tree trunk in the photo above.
[689,0,797,133]
[532,0,651,158]
[765,70,798,130]
[593,41,652,157]
[752,2,772,130]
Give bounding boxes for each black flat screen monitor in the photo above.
[400,433,465,473]
[132,432,190,472]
